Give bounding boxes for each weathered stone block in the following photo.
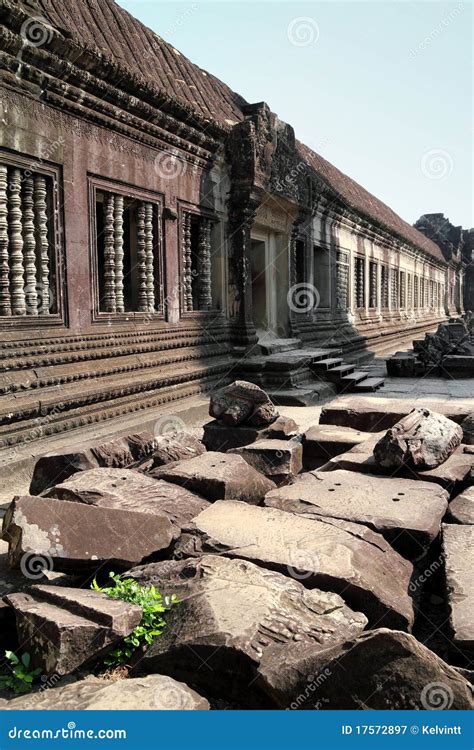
[209,380,278,427]
[3,495,174,572]
[202,416,297,452]
[150,432,206,467]
[176,500,414,630]
[302,425,371,467]
[228,439,302,483]
[447,486,474,525]
[461,412,474,445]
[442,524,474,658]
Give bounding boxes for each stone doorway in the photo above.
[250,236,274,336]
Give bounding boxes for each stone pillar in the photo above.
[0,165,11,316]
[145,203,155,312]
[114,195,124,313]
[182,211,193,312]
[103,193,116,313]
[33,175,50,314]
[227,198,259,349]
[197,217,213,310]
[136,203,148,313]
[8,168,26,316]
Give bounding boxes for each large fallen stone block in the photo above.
[447,486,474,524]
[45,468,209,534]
[150,432,206,468]
[152,452,275,504]
[374,408,463,471]
[302,425,372,468]
[2,495,174,572]
[257,629,473,710]
[0,674,210,710]
[461,413,474,445]
[228,439,302,483]
[442,524,474,658]
[265,470,448,557]
[176,500,414,630]
[4,585,142,676]
[210,380,278,427]
[202,416,297,452]
[29,432,157,494]
[320,396,472,432]
[129,555,367,706]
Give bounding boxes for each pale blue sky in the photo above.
[117,1,473,228]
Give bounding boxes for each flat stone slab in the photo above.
[320,396,473,432]
[152,452,275,503]
[257,628,473,709]
[3,494,174,572]
[202,416,297,452]
[4,585,142,676]
[228,439,302,481]
[0,674,209,710]
[442,524,474,658]
[177,500,414,630]
[265,470,448,556]
[303,425,372,467]
[129,554,367,706]
[29,432,157,494]
[45,468,209,534]
[447,486,474,524]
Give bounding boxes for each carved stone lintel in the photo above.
[103,193,116,313]
[8,168,26,316]
[0,164,11,316]
[34,175,50,314]
[114,195,124,313]
[144,202,155,312]
[22,175,38,315]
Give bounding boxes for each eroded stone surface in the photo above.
[461,413,474,445]
[45,468,209,533]
[129,554,367,706]
[176,500,414,630]
[447,486,474,524]
[229,439,302,482]
[3,494,174,571]
[202,416,297,452]
[303,425,371,467]
[257,629,474,709]
[152,452,275,504]
[210,380,278,427]
[264,470,448,556]
[0,674,210,710]
[442,524,474,657]
[4,585,142,676]
[373,409,462,471]
[150,432,206,467]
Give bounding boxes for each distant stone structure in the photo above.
[0,0,466,451]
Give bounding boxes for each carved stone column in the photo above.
[22,175,38,315]
[33,175,50,314]
[114,195,124,313]
[0,165,11,316]
[103,193,116,313]
[227,198,259,348]
[145,202,155,312]
[136,202,148,312]
[182,212,193,312]
[8,168,26,316]
[198,217,213,310]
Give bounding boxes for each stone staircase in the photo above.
[233,338,385,405]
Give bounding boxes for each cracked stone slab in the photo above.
[228,439,302,482]
[129,554,367,707]
[264,469,448,557]
[175,500,414,630]
[303,425,371,467]
[447,486,474,524]
[442,524,474,658]
[2,494,174,572]
[4,585,142,676]
[45,468,209,534]
[152,452,275,503]
[0,674,210,710]
[257,628,474,709]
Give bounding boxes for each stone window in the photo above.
[429,279,435,308]
[414,276,419,308]
[381,265,389,308]
[399,271,406,308]
[354,257,365,308]
[391,268,399,309]
[181,211,215,312]
[0,158,59,318]
[335,251,349,311]
[94,186,162,315]
[407,274,412,309]
[369,261,377,308]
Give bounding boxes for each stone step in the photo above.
[258,338,302,355]
[353,377,385,392]
[312,357,343,371]
[340,370,369,386]
[325,363,356,381]
[268,383,335,406]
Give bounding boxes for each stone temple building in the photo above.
[0,0,469,453]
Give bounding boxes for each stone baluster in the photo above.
[136,202,148,312]
[182,211,193,312]
[103,193,116,312]
[369,261,377,307]
[197,217,212,310]
[144,202,155,312]
[0,165,11,316]
[114,195,124,313]
[8,168,26,315]
[34,175,50,314]
[22,175,38,315]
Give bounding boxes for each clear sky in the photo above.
[117,1,472,228]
